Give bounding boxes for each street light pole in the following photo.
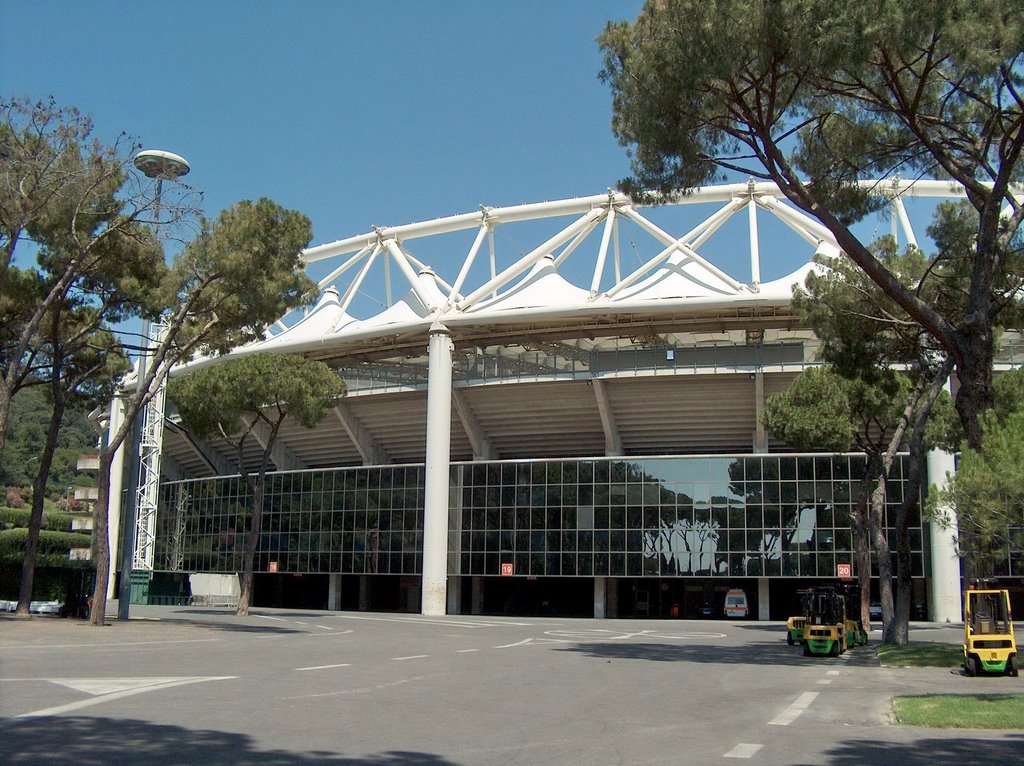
[117,150,190,621]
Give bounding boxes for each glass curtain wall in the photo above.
[157,455,927,579]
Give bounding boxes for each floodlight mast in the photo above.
[118,149,190,621]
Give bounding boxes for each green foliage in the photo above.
[599,0,1023,208]
[165,199,318,357]
[761,366,912,454]
[936,409,1024,567]
[893,695,1024,730]
[876,642,963,669]
[169,352,345,439]
[928,368,1024,453]
[0,526,92,566]
[600,1,1023,450]
[0,506,75,531]
[761,367,854,452]
[0,386,99,493]
[0,527,90,549]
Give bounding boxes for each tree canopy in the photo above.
[170,352,346,439]
[600,0,1024,450]
[169,352,346,616]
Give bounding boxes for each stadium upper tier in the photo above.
[159,178,1018,479]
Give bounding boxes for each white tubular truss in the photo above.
[173,178,994,371]
[133,318,168,571]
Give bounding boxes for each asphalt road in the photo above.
[1,606,1021,765]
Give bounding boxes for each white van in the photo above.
[724,589,749,618]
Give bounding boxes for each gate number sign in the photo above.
[837,563,852,578]
[500,562,514,576]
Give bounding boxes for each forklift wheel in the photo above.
[787,633,794,646]
[965,656,976,677]
[1009,655,1019,678]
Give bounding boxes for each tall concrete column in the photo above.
[328,573,342,611]
[758,577,770,620]
[447,577,462,615]
[106,396,128,600]
[358,575,370,611]
[927,448,962,623]
[421,323,454,616]
[471,576,484,614]
[594,577,607,619]
[753,370,768,453]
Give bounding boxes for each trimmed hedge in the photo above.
[0,506,77,532]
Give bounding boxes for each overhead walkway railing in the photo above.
[337,341,814,394]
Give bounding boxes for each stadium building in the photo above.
[105,180,1023,621]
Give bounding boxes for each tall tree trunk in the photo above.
[0,376,11,466]
[89,451,114,626]
[15,380,65,616]
[851,487,872,630]
[868,471,895,638]
[237,475,262,618]
[890,363,953,644]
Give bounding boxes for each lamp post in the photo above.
[117,149,189,621]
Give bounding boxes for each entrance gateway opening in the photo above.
[210,571,929,621]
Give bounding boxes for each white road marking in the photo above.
[295,663,352,671]
[251,614,287,622]
[827,670,840,675]
[333,614,532,628]
[768,691,819,726]
[544,628,726,641]
[495,637,570,648]
[14,676,236,718]
[315,625,333,630]
[392,654,428,661]
[816,679,833,685]
[724,743,763,759]
[457,648,480,653]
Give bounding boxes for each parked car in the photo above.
[29,600,62,614]
[0,599,16,612]
[869,602,883,620]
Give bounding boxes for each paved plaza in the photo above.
[1,606,1021,765]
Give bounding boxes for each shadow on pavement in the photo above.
[0,716,457,766]
[794,733,1024,766]
[153,617,304,635]
[556,639,873,666]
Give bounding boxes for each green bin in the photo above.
[129,571,152,605]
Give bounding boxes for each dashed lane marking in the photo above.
[724,743,763,759]
[295,663,352,671]
[768,691,819,726]
[392,655,429,661]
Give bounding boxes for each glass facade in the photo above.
[158,454,928,580]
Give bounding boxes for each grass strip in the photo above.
[893,694,1024,729]
[876,642,963,668]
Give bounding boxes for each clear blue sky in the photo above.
[3,1,645,252]
[3,0,942,314]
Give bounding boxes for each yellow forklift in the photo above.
[963,586,1018,677]
[786,589,809,645]
[802,586,847,657]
